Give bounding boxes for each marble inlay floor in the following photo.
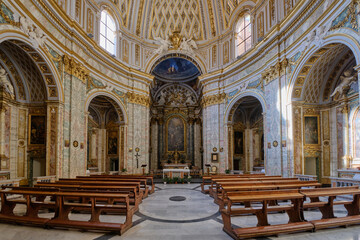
[1,184,360,240]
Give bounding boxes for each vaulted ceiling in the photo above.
[104,0,254,41]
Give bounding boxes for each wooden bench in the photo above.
[201,174,267,194]
[0,189,133,235]
[221,189,313,239]
[77,175,155,194]
[34,182,141,212]
[210,178,305,199]
[55,180,143,198]
[217,182,320,210]
[300,186,360,230]
[67,177,149,197]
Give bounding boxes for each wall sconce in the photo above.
[129,148,133,152]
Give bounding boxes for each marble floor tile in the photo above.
[1,184,360,240]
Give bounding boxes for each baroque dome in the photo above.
[100,0,254,42]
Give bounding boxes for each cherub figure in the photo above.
[330,69,357,98]
[154,36,171,55]
[179,37,198,55]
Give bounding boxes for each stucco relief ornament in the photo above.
[300,25,329,52]
[19,17,46,48]
[330,69,357,98]
[179,37,198,56]
[154,36,172,55]
[0,67,15,99]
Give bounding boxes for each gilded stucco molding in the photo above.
[126,91,150,107]
[330,0,359,31]
[0,1,18,27]
[201,92,226,107]
[262,58,289,85]
[63,55,89,83]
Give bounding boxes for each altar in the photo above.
[163,164,188,169]
[163,168,190,179]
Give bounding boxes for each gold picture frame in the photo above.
[165,115,187,153]
[211,153,218,162]
[28,115,46,145]
[303,115,320,146]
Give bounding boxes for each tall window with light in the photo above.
[100,11,116,55]
[235,13,252,57]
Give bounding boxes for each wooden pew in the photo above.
[34,183,141,212]
[210,178,304,198]
[55,180,143,198]
[66,177,149,198]
[221,189,314,239]
[77,175,155,194]
[217,181,320,210]
[201,174,266,194]
[300,186,360,230]
[0,189,133,235]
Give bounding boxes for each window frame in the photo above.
[235,13,252,57]
[99,10,117,55]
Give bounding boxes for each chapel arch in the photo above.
[86,95,126,173]
[149,54,203,173]
[290,42,358,183]
[227,95,264,173]
[0,39,62,184]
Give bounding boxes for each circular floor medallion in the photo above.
[169,196,186,201]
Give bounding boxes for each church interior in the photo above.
[0,0,360,239]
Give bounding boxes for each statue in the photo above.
[0,67,15,99]
[20,16,31,35]
[179,37,198,56]
[154,36,171,55]
[330,69,357,98]
[157,91,166,105]
[185,92,195,105]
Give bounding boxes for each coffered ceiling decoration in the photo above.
[147,0,205,40]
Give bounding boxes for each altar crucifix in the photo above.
[135,152,140,168]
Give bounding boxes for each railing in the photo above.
[295,174,318,181]
[330,177,360,187]
[33,175,57,183]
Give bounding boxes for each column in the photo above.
[188,118,194,166]
[46,103,60,176]
[158,118,164,168]
[0,103,9,170]
[194,119,201,167]
[151,119,158,171]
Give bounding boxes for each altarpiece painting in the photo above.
[29,115,46,145]
[167,117,185,152]
[304,116,320,145]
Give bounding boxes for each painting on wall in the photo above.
[234,131,244,155]
[304,116,320,145]
[29,115,46,145]
[107,131,118,155]
[167,117,185,152]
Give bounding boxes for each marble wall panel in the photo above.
[265,79,281,175]
[69,76,86,177]
[336,106,344,168]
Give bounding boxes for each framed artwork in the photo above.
[166,116,185,152]
[304,116,320,145]
[211,153,218,162]
[234,131,244,155]
[29,115,46,145]
[107,131,118,155]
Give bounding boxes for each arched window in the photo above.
[100,10,116,55]
[235,13,251,57]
